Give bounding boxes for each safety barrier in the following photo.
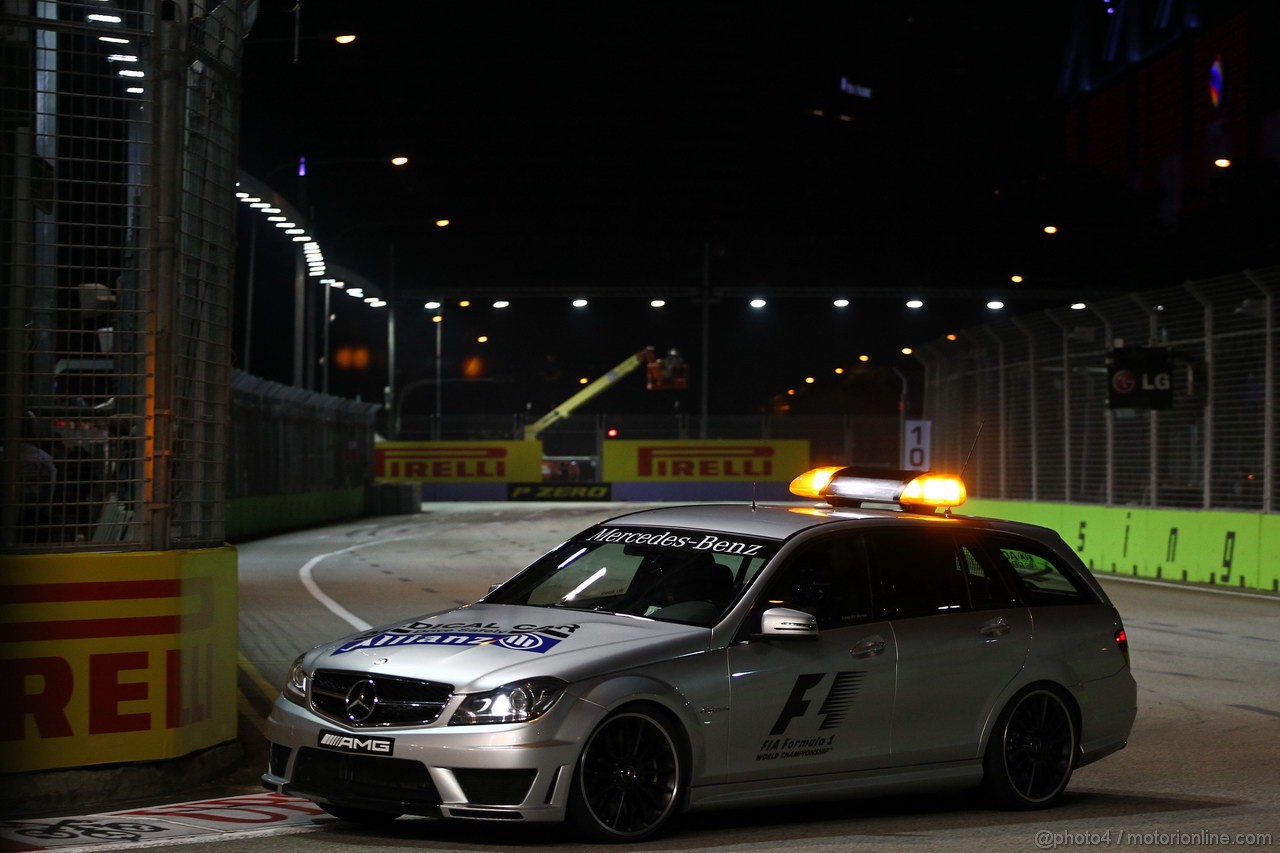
[374,438,812,502]
[0,548,239,775]
[966,498,1278,592]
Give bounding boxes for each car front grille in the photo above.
[310,670,453,727]
[291,746,442,809]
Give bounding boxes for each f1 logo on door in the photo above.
[769,671,866,735]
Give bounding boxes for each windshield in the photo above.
[485,525,779,627]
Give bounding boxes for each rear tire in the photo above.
[318,803,401,825]
[981,685,1078,809]
[567,707,684,842]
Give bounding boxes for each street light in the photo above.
[432,310,444,435]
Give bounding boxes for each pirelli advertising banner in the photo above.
[603,439,810,482]
[375,441,543,483]
[0,548,238,773]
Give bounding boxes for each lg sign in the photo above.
[1111,369,1169,394]
[1107,347,1173,410]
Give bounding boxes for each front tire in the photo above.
[567,708,685,842]
[981,685,1078,809]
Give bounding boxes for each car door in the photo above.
[866,526,1032,765]
[724,534,896,783]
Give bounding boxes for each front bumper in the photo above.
[262,692,595,822]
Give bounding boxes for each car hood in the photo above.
[305,602,711,692]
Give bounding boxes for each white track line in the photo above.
[298,536,419,631]
[1098,572,1280,601]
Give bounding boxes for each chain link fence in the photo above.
[2,0,246,552]
[919,266,1278,513]
[229,371,379,500]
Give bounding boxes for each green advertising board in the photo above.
[964,499,1279,593]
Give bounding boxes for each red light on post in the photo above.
[605,428,620,438]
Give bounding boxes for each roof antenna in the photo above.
[959,420,985,480]
[950,421,985,518]
[751,482,758,511]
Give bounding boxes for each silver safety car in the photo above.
[263,468,1136,842]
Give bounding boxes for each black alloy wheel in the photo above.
[982,686,1078,809]
[568,708,684,842]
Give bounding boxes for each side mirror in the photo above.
[757,607,818,638]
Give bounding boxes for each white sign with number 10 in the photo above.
[902,419,931,471]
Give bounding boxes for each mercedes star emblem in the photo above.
[344,679,379,723]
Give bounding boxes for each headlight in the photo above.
[448,678,566,726]
[283,655,309,706]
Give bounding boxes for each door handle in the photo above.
[851,638,886,659]
[980,616,1011,637]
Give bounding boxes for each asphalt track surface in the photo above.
[8,503,1279,852]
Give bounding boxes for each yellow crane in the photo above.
[522,346,686,441]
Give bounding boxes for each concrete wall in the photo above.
[226,487,367,541]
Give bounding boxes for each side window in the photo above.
[996,541,1091,605]
[958,540,1018,610]
[758,536,873,629]
[866,529,969,619]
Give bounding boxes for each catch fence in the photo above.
[2,0,247,551]
[919,266,1278,512]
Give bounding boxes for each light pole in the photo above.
[429,303,444,440]
[289,155,409,391]
[385,246,397,436]
[394,299,445,440]
[892,366,908,468]
[435,310,443,429]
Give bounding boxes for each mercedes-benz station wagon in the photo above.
[263,468,1136,842]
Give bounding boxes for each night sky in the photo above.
[233,1,1263,418]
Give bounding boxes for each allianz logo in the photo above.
[499,633,545,650]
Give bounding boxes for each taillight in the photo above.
[1114,628,1130,666]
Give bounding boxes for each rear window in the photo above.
[995,541,1093,605]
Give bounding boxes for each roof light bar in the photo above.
[789,467,967,511]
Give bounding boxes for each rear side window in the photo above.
[959,542,1018,610]
[865,528,1018,618]
[995,541,1092,605]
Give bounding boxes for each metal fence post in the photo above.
[1012,318,1039,501]
[146,4,187,550]
[1130,294,1160,507]
[1245,270,1275,513]
[980,327,1007,497]
[1088,305,1116,505]
[1185,282,1214,509]
[1047,312,1073,503]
